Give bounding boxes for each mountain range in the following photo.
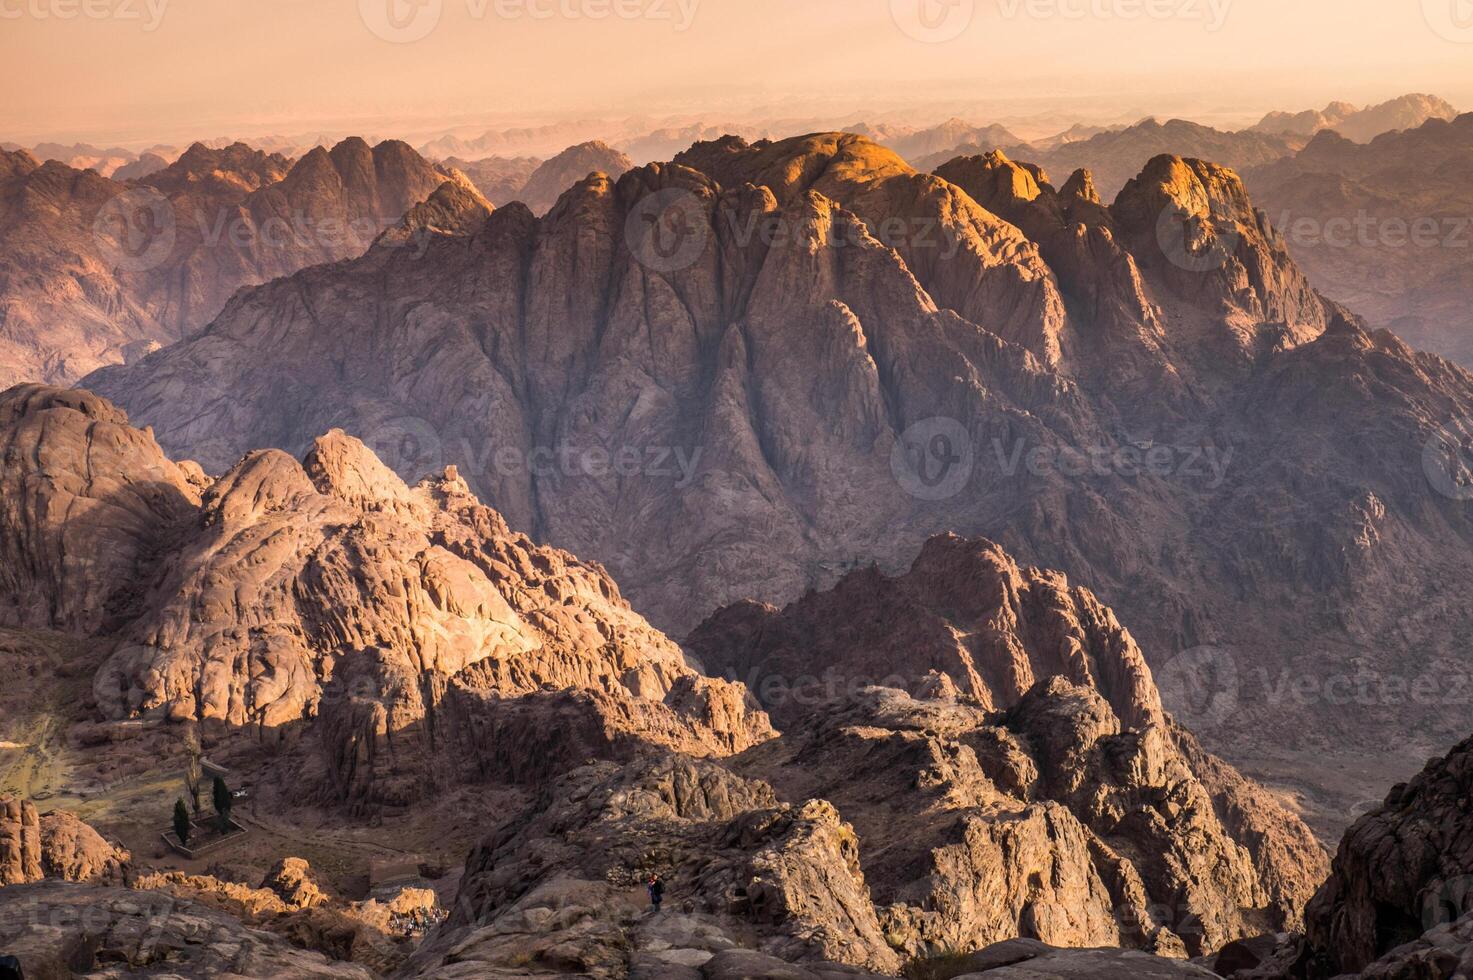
[1243,113,1473,367]
[0,382,1325,974]
[0,137,455,388]
[76,131,1473,840]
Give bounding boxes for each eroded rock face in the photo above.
[687,534,1163,730]
[0,797,41,886]
[427,756,900,975]
[0,384,200,634]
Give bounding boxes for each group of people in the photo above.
[389,903,449,937]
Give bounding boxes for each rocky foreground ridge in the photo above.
[81,132,1473,819]
[0,383,1329,977]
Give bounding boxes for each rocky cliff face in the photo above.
[81,132,1473,828]
[0,880,374,978]
[1294,733,1473,977]
[0,138,453,387]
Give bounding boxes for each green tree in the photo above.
[212,775,233,834]
[172,798,191,846]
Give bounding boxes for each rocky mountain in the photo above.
[1251,94,1458,142]
[110,150,171,181]
[857,118,1025,164]
[923,118,1306,198]
[1,880,376,978]
[515,141,634,214]
[441,153,541,204]
[1243,113,1473,367]
[0,381,1327,977]
[0,383,767,805]
[26,141,138,178]
[0,137,455,387]
[80,131,1473,835]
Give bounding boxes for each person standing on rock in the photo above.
[647,873,664,913]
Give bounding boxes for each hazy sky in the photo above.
[3,0,1471,146]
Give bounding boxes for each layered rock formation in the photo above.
[81,132,1473,827]
[0,137,454,386]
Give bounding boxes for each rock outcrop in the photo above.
[691,538,1327,956]
[1296,732,1473,976]
[0,880,374,978]
[0,798,129,886]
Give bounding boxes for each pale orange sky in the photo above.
[3,0,1470,146]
